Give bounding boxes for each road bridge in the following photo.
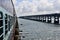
[20,13,60,24]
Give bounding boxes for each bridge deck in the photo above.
[18,18,60,40]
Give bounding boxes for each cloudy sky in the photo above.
[13,0,60,17]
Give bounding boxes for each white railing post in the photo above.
[3,13,5,40]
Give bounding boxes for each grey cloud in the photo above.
[14,0,60,16]
[54,3,60,10]
[22,6,32,13]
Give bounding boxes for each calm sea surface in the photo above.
[18,18,60,40]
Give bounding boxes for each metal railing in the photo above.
[0,11,16,40]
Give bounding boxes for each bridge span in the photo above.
[20,13,60,24]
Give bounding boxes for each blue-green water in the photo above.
[18,18,60,40]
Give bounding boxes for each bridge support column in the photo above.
[51,16,54,24]
[59,17,60,24]
[37,16,39,21]
[39,17,41,21]
[36,16,39,21]
[48,16,51,23]
[40,17,42,21]
[42,17,43,22]
[40,16,42,21]
[43,16,46,22]
[54,16,59,24]
[46,17,48,22]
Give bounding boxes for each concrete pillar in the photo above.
[39,17,41,21]
[40,17,42,21]
[37,16,39,21]
[59,17,60,24]
[36,16,37,20]
[38,16,39,20]
[42,17,43,22]
[43,16,46,22]
[35,17,37,20]
[39,16,40,21]
[51,16,54,24]
[48,16,51,23]
[54,16,59,24]
[46,17,48,22]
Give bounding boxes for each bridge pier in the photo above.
[59,17,60,24]
[51,16,54,24]
[43,16,46,22]
[41,16,44,22]
[54,16,59,24]
[47,16,51,23]
[37,16,40,21]
[36,16,39,21]
[46,17,48,22]
[40,17,42,22]
[39,17,41,21]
